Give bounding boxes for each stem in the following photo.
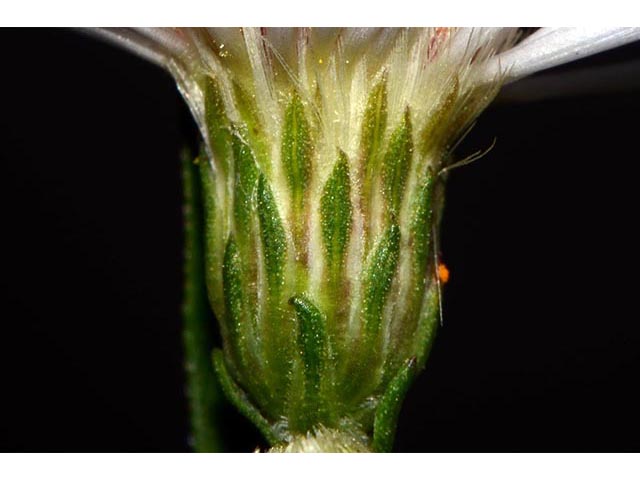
[182,150,225,452]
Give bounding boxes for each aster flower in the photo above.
[93,27,640,452]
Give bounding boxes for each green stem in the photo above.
[182,150,225,452]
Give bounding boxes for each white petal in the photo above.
[90,28,190,69]
[484,27,640,83]
[135,28,190,57]
[88,28,169,68]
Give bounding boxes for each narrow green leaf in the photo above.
[360,74,388,166]
[232,80,263,136]
[181,150,224,453]
[232,133,259,237]
[361,224,401,339]
[372,357,417,452]
[290,295,328,399]
[281,92,312,211]
[360,74,388,244]
[378,169,436,381]
[320,151,352,277]
[288,294,332,431]
[212,349,281,446]
[411,169,436,278]
[382,108,413,215]
[412,284,440,369]
[256,175,293,412]
[203,75,232,173]
[198,149,224,314]
[256,174,287,294]
[222,234,267,403]
[222,237,252,370]
[222,237,243,333]
[232,80,271,173]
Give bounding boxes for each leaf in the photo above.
[212,349,281,446]
[412,284,440,369]
[281,92,312,212]
[232,133,259,238]
[198,147,224,313]
[320,150,352,279]
[232,80,271,173]
[203,75,232,174]
[256,174,287,295]
[372,357,417,452]
[411,169,436,280]
[359,74,388,241]
[223,237,276,420]
[222,237,252,371]
[360,74,388,167]
[289,294,331,430]
[382,108,413,215]
[255,174,294,409]
[290,294,329,398]
[361,224,401,340]
[232,80,263,136]
[404,172,442,368]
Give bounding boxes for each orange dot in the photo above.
[438,263,450,284]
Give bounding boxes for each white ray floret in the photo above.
[483,27,640,82]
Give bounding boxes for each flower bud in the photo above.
[94,25,640,452]
[183,28,516,451]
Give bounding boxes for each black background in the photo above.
[1,29,638,452]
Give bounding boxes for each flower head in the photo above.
[96,27,640,451]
